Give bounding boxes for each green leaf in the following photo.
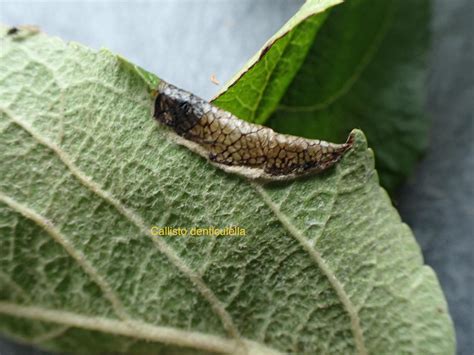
[0,28,454,354]
[212,0,342,123]
[214,0,430,192]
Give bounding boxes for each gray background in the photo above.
[0,0,472,354]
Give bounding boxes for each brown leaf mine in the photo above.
[153,81,354,181]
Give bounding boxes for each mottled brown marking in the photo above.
[154,81,354,180]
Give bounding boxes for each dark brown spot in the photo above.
[7,27,19,35]
[258,45,271,60]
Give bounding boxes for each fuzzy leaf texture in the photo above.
[213,0,430,192]
[0,27,454,354]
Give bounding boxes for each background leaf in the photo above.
[0,28,453,353]
[214,0,430,192]
[211,0,341,122]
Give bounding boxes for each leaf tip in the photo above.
[347,128,368,152]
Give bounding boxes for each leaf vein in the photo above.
[251,181,367,355]
[0,191,130,322]
[0,302,281,355]
[1,108,242,345]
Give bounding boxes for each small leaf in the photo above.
[0,27,454,354]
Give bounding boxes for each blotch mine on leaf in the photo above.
[153,81,354,181]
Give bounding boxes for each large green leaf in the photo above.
[0,28,454,354]
[214,0,430,192]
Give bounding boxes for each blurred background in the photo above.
[0,0,472,354]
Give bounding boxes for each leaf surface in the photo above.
[0,28,454,354]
